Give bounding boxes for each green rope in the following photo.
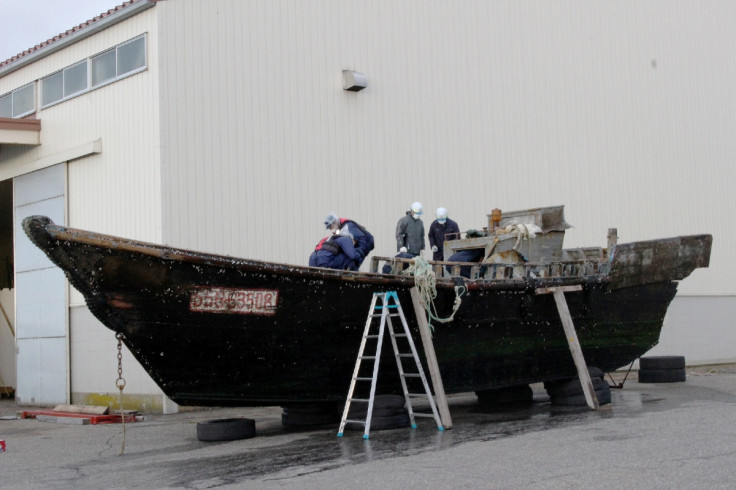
[402,257,466,329]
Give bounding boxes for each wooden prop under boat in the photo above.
[22,206,711,407]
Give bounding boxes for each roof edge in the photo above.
[0,0,157,78]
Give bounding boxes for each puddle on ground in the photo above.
[163,390,658,486]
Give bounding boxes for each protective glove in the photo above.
[399,246,408,253]
[431,245,438,253]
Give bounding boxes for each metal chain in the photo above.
[115,333,127,456]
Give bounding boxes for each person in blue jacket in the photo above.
[428,207,460,261]
[445,248,485,278]
[309,229,361,270]
[324,213,374,268]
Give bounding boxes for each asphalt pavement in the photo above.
[1,365,735,489]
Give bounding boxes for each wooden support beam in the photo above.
[536,285,600,410]
[410,287,453,428]
[0,301,14,337]
[534,285,582,296]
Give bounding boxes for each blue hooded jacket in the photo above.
[339,218,374,266]
[309,235,360,270]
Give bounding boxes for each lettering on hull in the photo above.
[190,287,278,315]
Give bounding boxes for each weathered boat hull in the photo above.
[22,216,711,406]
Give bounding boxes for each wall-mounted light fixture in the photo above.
[342,70,367,92]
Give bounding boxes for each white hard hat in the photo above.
[324,213,339,229]
[410,202,423,215]
[436,207,448,220]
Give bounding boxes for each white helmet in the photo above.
[324,213,339,229]
[435,207,448,220]
[410,202,423,215]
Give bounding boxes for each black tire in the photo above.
[544,370,609,397]
[544,367,604,387]
[348,394,406,413]
[348,407,404,419]
[638,368,687,383]
[546,377,609,397]
[345,412,411,431]
[550,387,612,407]
[639,356,686,370]
[476,385,533,404]
[196,418,255,442]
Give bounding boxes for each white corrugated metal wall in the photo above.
[1,0,734,407]
[158,0,732,297]
[63,10,164,396]
[0,6,164,398]
[0,9,161,243]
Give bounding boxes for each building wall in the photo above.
[1,1,734,408]
[0,8,161,245]
[649,296,736,365]
[155,0,732,297]
[0,288,15,390]
[0,6,164,399]
[69,305,169,408]
[64,11,164,399]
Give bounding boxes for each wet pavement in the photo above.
[1,365,735,489]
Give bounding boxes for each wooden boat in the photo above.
[22,206,711,407]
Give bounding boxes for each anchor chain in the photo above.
[115,332,127,456]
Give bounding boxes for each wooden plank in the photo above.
[36,414,91,425]
[53,404,109,415]
[470,265,481,279]
[550,288,599,410]
[22,410,136,424]
[534,285,582,296]
[370,257,380,273]
[607,228,618,255]
[409,287,453,429]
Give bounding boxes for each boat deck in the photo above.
[369,252,609,281]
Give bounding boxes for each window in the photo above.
[41,72,63,106]
[0,94,10,117]
[91,35,146,88]
[40,34,147,108]
[91,49,116,87]
[0,84,35,117]
[13,84,35,116]
[64,61,87,97]
[117,36,145,75]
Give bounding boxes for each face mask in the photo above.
[413,213,421,220]
[438,219,447,224]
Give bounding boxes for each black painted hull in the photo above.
[22,216,709,406]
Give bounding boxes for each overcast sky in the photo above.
[0,0,120,62]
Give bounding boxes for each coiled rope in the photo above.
[402,257,466,330]
[502,223,541,252]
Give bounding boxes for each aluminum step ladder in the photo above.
[337,291,445,439]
